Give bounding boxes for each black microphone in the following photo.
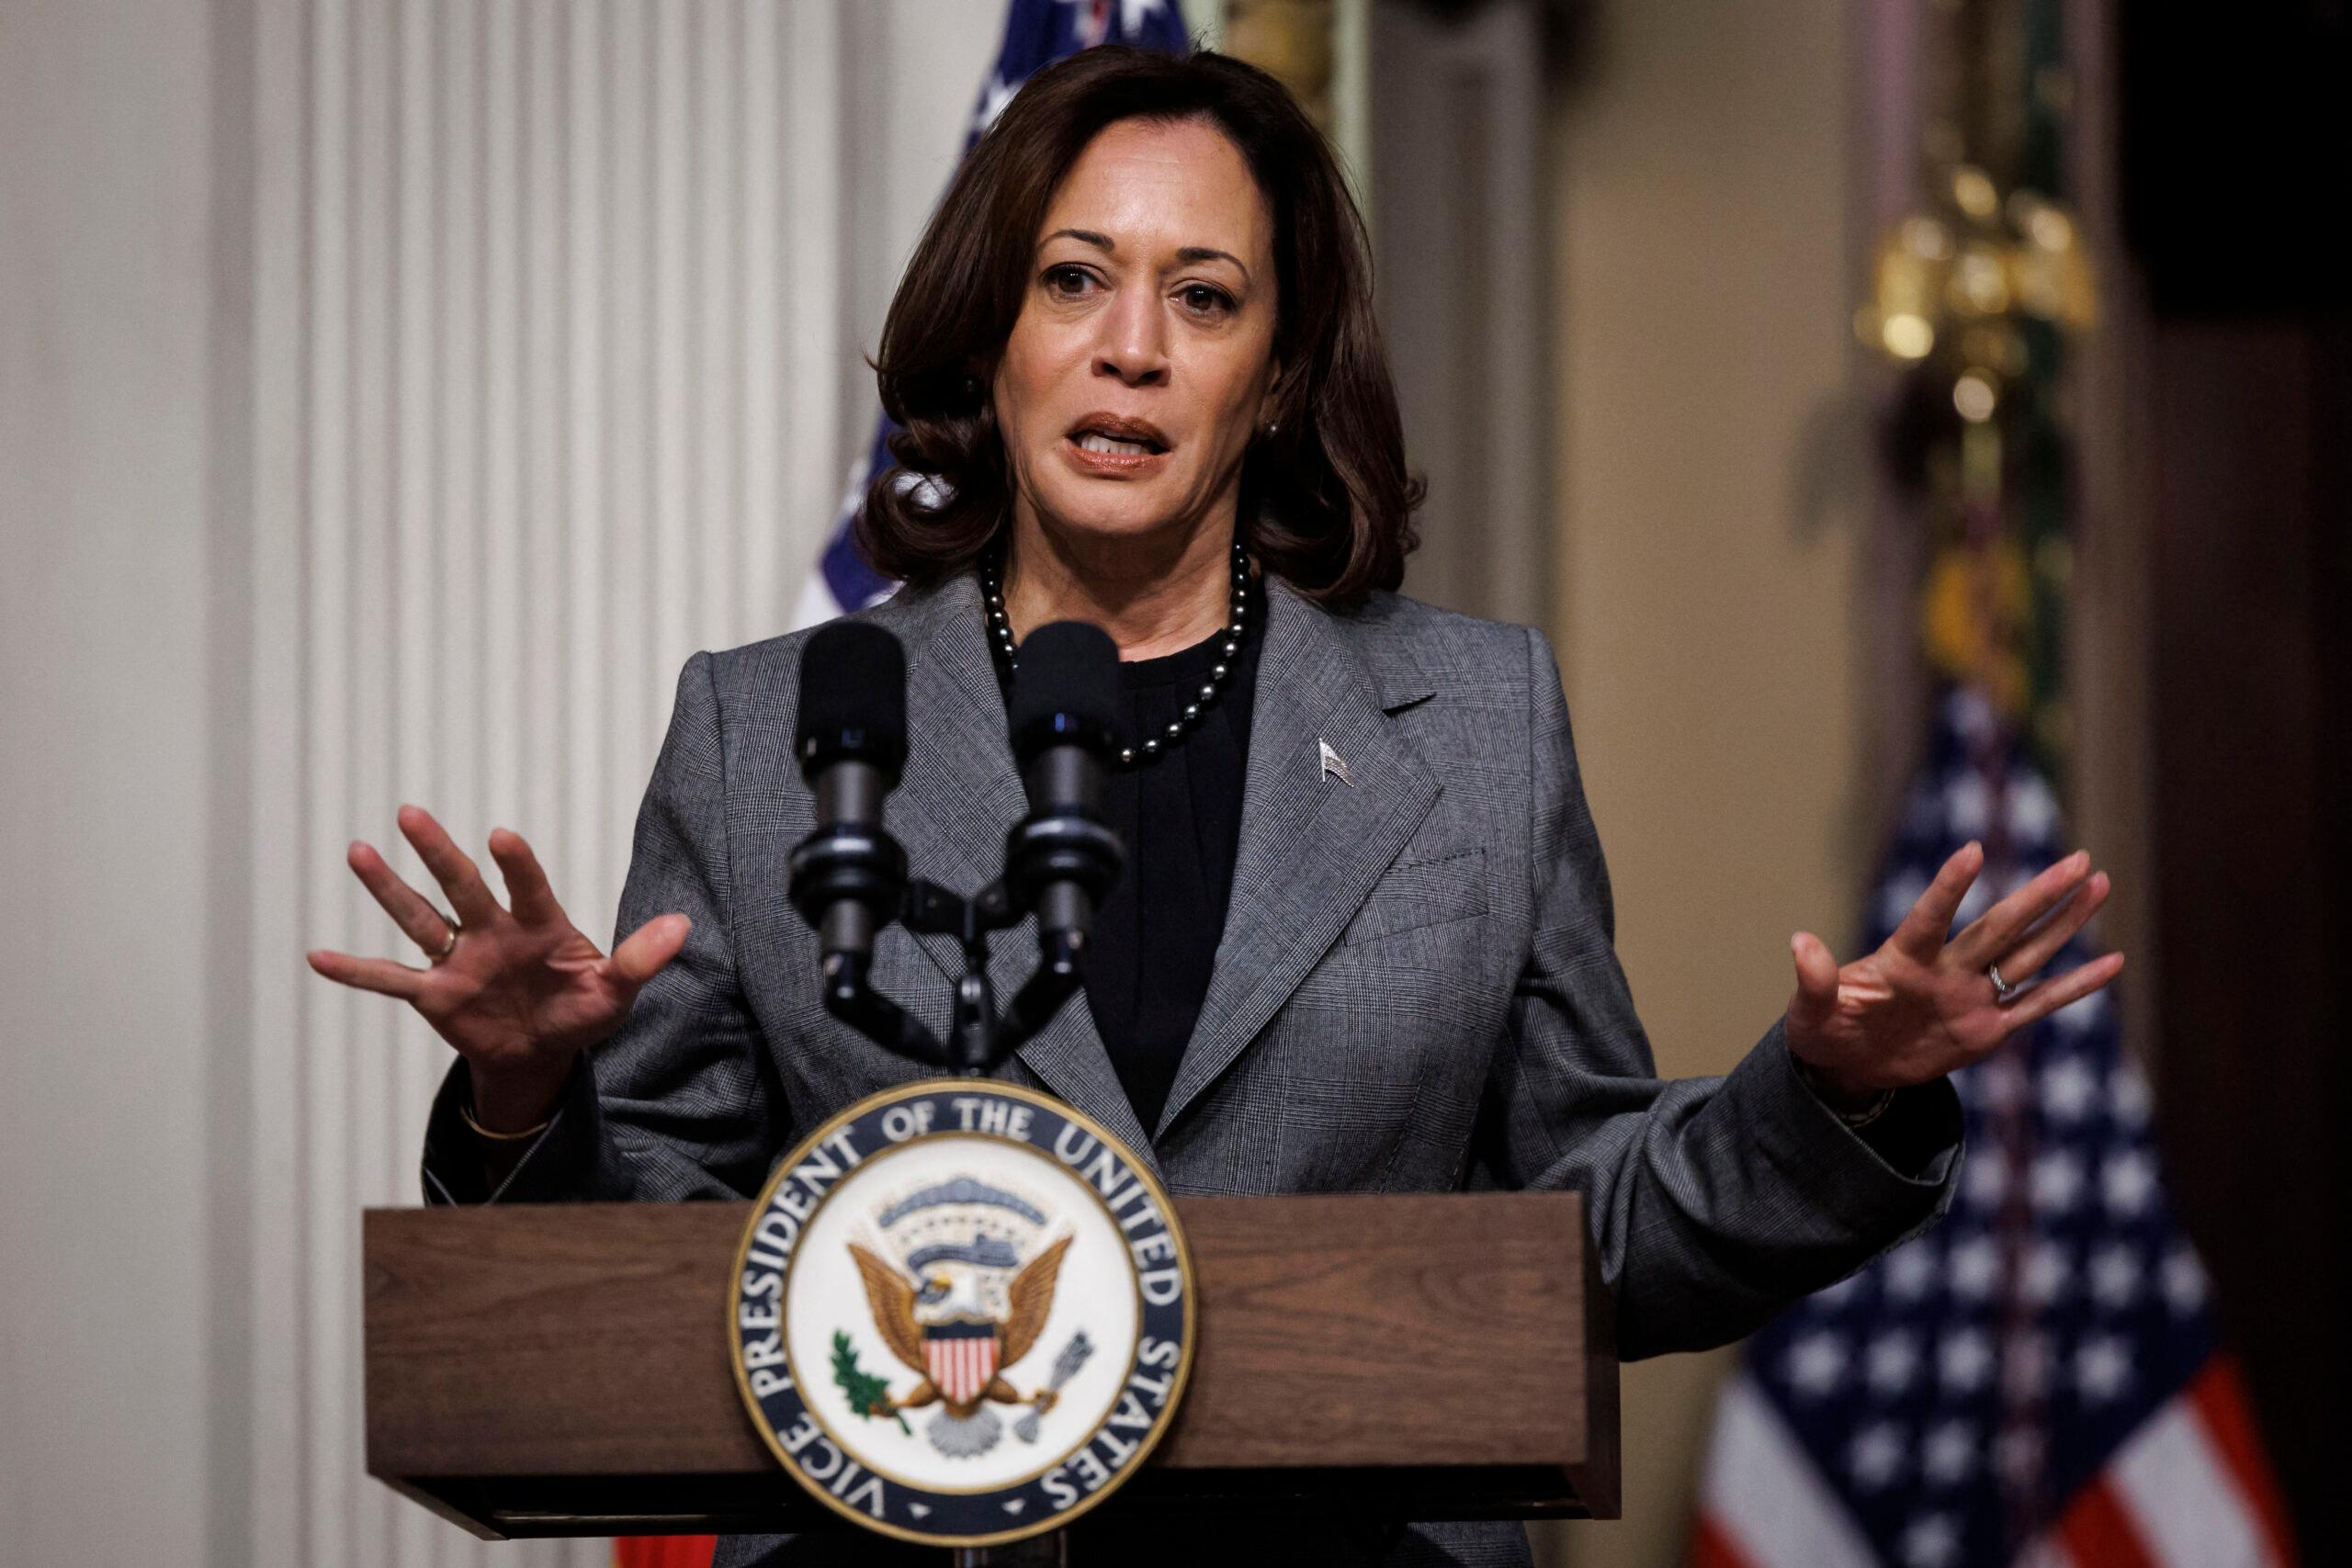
[788,622,909,961]
[1002,621,1126,949]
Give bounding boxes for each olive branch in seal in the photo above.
[831,1329,912,1435]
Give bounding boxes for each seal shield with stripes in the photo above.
[923,1322,1001,1406]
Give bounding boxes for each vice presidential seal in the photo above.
[729,1080,1195,1547]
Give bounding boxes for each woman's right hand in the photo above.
[306,804,690,1132]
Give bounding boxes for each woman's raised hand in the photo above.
[306,805,689,1131]
[1784,842,2125,1103]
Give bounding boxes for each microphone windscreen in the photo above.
[1008,620,1123,764]
[797,621,908,784]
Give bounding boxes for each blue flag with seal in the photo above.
[789,0,1195,631]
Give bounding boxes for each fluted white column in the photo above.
[239,4,999,1562]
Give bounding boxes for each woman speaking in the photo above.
[309,45,2120,1568]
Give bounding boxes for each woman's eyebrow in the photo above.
[1040,227,1251,282]
[1175,245,1250,279]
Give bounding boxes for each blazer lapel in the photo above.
[876,575,1024,906]
[1153,580,1441,1138]
[1011,965,1159,1168]
[876,576,1159,1167]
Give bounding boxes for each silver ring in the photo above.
[1988,962,2018,1005]
[431,918,460,963]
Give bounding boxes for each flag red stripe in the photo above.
[1688,1512,1758,1568]
[615,1538,717,1568]
[2188,1355,2300,1566]
[2055,1476,2159,1568]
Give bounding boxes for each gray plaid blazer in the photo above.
[421,570,1961,1566]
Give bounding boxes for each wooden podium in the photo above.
[363,1191,1619,1540]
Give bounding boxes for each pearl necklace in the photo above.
[980,540,1255,770]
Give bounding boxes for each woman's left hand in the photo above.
[1784,841,2124,1103]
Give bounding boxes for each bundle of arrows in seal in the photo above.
[1015,1330,1094,1443]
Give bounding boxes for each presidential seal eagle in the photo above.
[846,1230,1073,1455]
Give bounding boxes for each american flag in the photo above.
[785,0,1195,633]
[1691,686,2299,1568]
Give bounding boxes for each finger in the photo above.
[307,947,429,1000]
[397,804,503,928]
[346,840,458,954]
[1996,951,2126,1033]
[1991,871,2110,985]
[487,827,562,925]
[604,913,691,989]
[1786,931,1842,1032]
[1951,849,2091,968]
[1889,841,1984,960]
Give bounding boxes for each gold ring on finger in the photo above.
[1987,962,2019,1005]
[432,918,461,963]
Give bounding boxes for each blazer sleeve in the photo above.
[1476,626,1962,1359]
[419,650,786,1205]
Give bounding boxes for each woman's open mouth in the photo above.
[1073,431,1163,456]
[1063,417,1171,476]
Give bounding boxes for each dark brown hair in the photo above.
[854,45,1423,607]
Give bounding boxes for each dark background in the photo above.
[2121,1,2352,1548]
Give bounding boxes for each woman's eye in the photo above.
[1044,265,1094,298]
[1179,283,1236,317]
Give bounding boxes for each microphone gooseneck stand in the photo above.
[787,620,1126,1567]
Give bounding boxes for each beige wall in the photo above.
[0,0,218,1559]
[1533,2,1873,1564]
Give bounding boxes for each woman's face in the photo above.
[991,116,1280,556]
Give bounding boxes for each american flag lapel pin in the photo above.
[1318,738,1352,787]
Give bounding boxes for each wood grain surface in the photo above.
[364,1192,1617,1536]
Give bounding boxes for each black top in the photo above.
[1064,603,1268,1134]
